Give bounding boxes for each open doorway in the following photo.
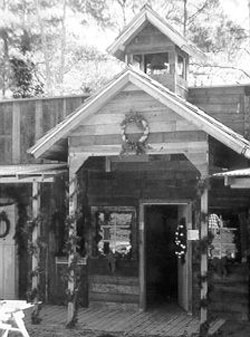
[145,205,178,307]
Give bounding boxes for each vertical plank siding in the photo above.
[188,86,250,136]
[0,95,87,165]
[0,102,12,164]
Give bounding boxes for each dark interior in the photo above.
[145,205,178,307]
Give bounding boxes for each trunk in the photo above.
[183,0,188,36]
[249,0,250,50]
[1,31,9,98]
[58,0,67,94]
[35,0,52,95]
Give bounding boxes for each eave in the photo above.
[0,163,67,183]
[107,4,206,61]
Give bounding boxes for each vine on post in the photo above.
[26,215,46,324]
[193,176,216,336]
[65,213,81,328]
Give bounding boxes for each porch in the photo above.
[24,304,201,336]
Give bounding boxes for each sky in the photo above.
[68,0,250,54]
[221,0,248,28]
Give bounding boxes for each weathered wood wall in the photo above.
[188,85,250,137]
[77,155,200,308]
[70,87,207,158]
[0,95,87,165]
[126,22,175,55]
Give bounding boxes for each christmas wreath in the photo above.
[120,112,149,155]
[175,217,187,263]
[0,211,11,238]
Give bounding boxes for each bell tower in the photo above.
[108,5,205,98]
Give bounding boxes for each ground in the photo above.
[25,320,250,337]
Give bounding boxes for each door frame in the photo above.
[139,199,192,311]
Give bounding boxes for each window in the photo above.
[131,54,143,70]
[144,53,170,75]
[92,206,136,259]
[177,55,185,78]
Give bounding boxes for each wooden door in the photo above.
[178,203,192,312]
[0,204,18,299]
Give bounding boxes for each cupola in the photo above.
[108,5,205,98]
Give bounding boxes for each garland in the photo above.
[175,217,187,263]
[65,214,81,328]
[26,215,45,325]
[0,211,10,238]
[120,111,149,155]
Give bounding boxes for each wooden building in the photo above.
[1,4,250,326]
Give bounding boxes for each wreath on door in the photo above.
[0,211,11,238]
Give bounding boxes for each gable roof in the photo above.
[28,66,250,161]
[107,4,206,61]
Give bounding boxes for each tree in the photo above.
[10,56,44,98]
[0,0,44,98]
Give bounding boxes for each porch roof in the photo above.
[213,168,250,177]
[28,67,250,161]
[107,4,206,61]
[0,163,67,183]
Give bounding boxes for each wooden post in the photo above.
[200,187,208,325]
[67,163,77,324]
[67,153,88,325]
[139,203,146,311]
[35,100,43,141]
[32,180,41,291]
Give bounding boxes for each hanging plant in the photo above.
[0,211,10,238]
[120,111,150,155]
[175,217,187,263]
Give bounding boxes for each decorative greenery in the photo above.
[175,217,187,263]
[193,176,216,336]
[120,111,150,155]
[0,211,11,238]
[65,213,81,328]
[25,215,47,325]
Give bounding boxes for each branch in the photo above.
[191,62,250,80]
[187,0,211,24]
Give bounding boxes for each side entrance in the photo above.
[0,204,18,299]
[139,201,192,312]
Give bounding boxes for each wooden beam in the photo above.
[0,177,54,183]
[226,177,250,188]
[70,141,208,156]
[68,152,89,175]
[105,157,112,172]
[185,141,209,175]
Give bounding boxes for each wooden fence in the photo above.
[0,95,87,165]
